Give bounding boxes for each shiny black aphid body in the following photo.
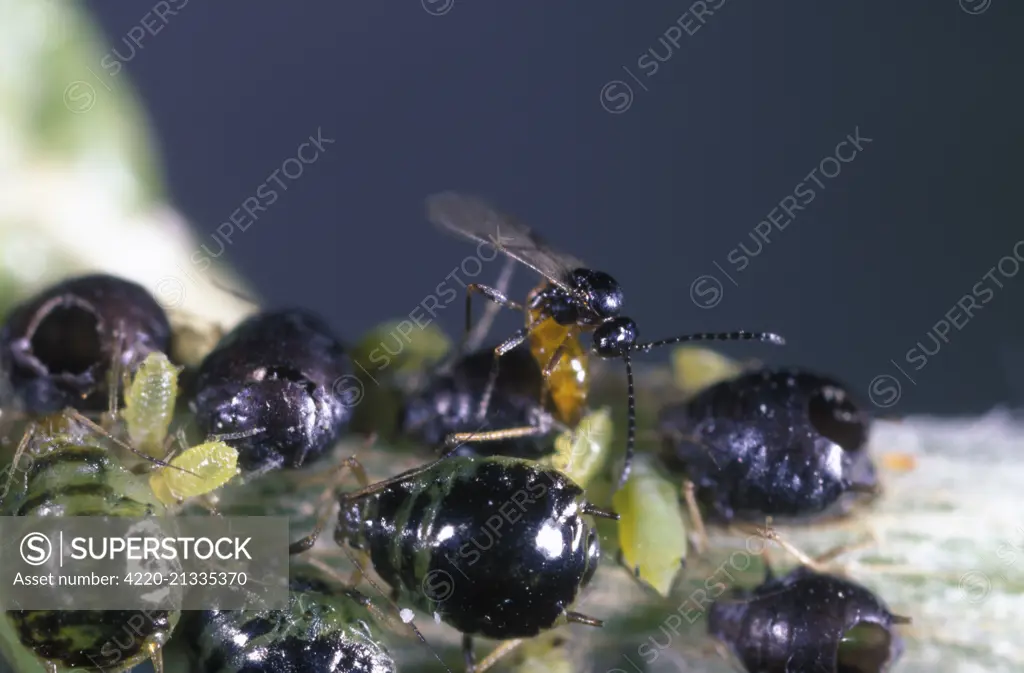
[192,309,353,475]
[0,274,171,413]
[659,368,877,523]
[398,342,558,459]
[185,568,394,673]
[337,456,601,640]
[709,566,905,673]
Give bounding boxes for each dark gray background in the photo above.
[84,0,1023,415]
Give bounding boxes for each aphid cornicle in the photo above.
[708,564,909,673]
[184,564,396,673]
[289,455,618,671]
[191,309,354,476]
[397,342,565,459]
[426,192,785,487]
[0,414,179,673]
[658,368,879,524]
[0,274,172,414]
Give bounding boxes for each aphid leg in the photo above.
[807,533,879,576]
[0,423,35,507]
[464,256,517,353]
[463,634,477,673]
[445,424,549,448]
[476,326,531,421]
[566,611,604,628]
[63,409,193,475]
[682,479,710,555]
[148,642,165,673]
[746,520,831,574]
[581,502,619,520]
[461,282,525,353]
[289,438,375,555]
[475,639,525,673]
[102,323,128,431]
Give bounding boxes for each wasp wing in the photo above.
[426,191,585,293]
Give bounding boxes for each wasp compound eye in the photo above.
[0,274,171,413]
[592,317,638,357]
[191,309,353,475]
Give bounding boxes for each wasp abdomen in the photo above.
[338,457,600,640]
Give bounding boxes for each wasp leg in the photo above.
[475,639,524,673]
[465,257,517,352]
[682,479,710,555]
[288,442,373,555]
[462,282,525,352]
[476,326,531,421]
[539,328,579,403]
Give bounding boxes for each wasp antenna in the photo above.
[566,611,604,628]
[616,351,637,490]
[634,331,786,352]
[581,502,619,520]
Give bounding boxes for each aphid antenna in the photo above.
[309,549,455,673]
[208,276,261,308]
[64,409,197,478]
[615,331,786,490]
